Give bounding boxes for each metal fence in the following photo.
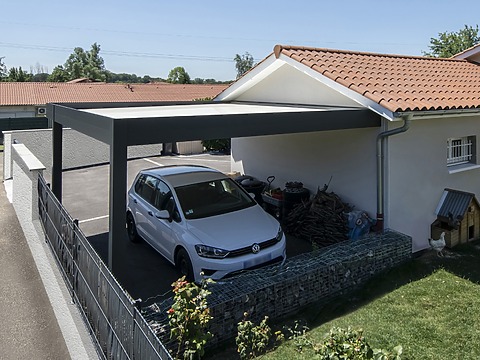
[37,174,173,360]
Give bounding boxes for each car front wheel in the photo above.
[176,248,194,282]
[126,213,140,243]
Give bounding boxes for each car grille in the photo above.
[226,237,280,258]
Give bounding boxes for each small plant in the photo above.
[315,326,402,360]
[283,320,312,353]
[373,346,403,360]
[236,313,272,359]
[167,276,213,360]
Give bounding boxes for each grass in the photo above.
[209,240,480,359]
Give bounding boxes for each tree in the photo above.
[167,66,191,84]
[47,43,107,82]
[234,52,254,79]
[424,25,480,58]
[7,66,32,82]
[0,56,7,81]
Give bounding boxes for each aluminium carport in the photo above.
[47,101,380,271]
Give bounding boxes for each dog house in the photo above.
[431,188,480,248]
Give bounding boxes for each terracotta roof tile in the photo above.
[0,82,228,106]
[275,44,480,113]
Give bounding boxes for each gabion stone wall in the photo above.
[143,230,411,350]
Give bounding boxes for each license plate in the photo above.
[243,253,272,269]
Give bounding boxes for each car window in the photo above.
[136,175,158,205]
[154,181,172,210]
[175,178,256,219]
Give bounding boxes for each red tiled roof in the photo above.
[275,45,480,113]
[0,82,228,106]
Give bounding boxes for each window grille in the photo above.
[447,137,473,166]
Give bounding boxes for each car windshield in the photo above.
[174,178,256,219]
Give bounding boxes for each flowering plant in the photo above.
[167,276,213,360]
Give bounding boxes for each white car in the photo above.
[126,165,286,282]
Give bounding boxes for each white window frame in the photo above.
[447,136,474,166]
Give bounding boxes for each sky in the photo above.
[1,0,480,82]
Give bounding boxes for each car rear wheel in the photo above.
[176,248,194,282]
[126,213,140,243]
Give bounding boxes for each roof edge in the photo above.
[274,44,468,62]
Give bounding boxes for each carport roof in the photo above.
[50,101,380,146]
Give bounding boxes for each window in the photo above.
[447,136,476,166]
[154,181,172,210]
[175,178,255,220]
[136,175,158,204]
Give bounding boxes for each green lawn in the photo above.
[210,240,480,359]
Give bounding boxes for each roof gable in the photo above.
[452,43,480,62]
[275,45,480,113]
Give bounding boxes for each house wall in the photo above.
[0,105,36,118]
[387,115,480,251]
[236,64,360,107]
[231,127,378,216]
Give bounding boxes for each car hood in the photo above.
[185,205,280,250]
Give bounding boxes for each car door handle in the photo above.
[148,211,153,216]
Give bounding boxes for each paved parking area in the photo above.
[61,154,311,305]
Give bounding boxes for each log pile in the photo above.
[284,187,353,247]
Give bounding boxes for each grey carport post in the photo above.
[48,101,380,272]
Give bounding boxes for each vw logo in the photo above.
[251,243,260,254]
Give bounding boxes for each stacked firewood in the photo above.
[284,187,352,247]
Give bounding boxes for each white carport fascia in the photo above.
[278,54,396,121]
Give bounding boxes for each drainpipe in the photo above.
[374,114,412,232]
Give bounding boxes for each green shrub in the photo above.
[201,139,231,153]
[236,313,272,359]
[315,326,402,360]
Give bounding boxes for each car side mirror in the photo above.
[155,210,171,221]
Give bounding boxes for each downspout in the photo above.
[375,114,412,231]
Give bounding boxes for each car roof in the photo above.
[140,165,228,187]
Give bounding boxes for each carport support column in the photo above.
[108,120,128,271]
[52,121,63,201]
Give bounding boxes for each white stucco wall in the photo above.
[387,115,480,251]
[232,127,378,216]
[235,64,360,107]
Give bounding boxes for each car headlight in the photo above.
[195,244,230,259]
[275,226,284,242]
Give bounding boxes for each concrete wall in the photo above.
[11,144,45,221]
[387,115,480,251]
[231,127,379,218]
[3,128,203,180]
[0,105,36,118]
